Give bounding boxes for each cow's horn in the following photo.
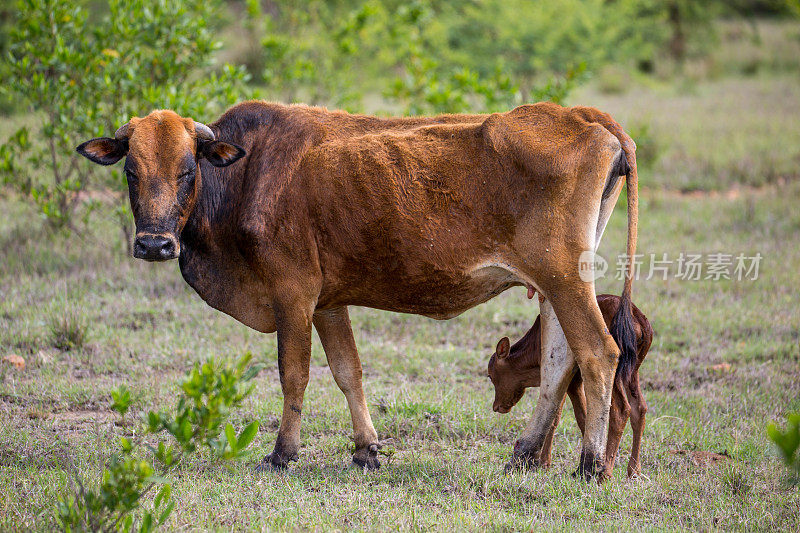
[114,122,132,140]
[193,121,215,141]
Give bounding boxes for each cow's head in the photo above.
[76,110,245,261]
[487,337,532,413]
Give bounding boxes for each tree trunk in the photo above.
[668,1,686,63]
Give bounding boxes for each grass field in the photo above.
[2,70,800,530]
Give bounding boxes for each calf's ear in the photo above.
[199,140,246,167]
[76,138,128,165]
[496,337,510,359]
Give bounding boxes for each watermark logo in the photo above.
[578,250,608,282]
[577,251,762,282]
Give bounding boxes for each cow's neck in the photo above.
[178,108,265,295]
[182,109,265,245]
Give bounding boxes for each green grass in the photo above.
[3,72,800,530]
[571,74,800,192]
[3,184,799,531]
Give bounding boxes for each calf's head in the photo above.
[77,110,245,261]
[487,336,539,414]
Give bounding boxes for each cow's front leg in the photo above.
[508,299,576,471]
[257,298,314,471]
[313,307,381,470]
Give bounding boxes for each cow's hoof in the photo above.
[504,455,538,473]
[254,452,296,473]
[626,464,642,478]
[575,451,606,482]
[352,443,381,471]
[570,467,609,482]
[504,440,538,473]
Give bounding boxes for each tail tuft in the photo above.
[610,294,637,381]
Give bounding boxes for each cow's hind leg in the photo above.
[509,299,577,471]
[257,298,314,471]
[313,307,381,470]
[567,373,587,436]
[551,287,620,481]
[626,372,647,477]
[539,390,568,469]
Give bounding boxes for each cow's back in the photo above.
[281,104,614,316]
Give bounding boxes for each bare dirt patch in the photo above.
[671,449,731,467]
[50,410,115,430]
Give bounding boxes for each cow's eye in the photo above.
[177,170,194,182]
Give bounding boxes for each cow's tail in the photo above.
[610,131,639,381]
[581,108,639,381]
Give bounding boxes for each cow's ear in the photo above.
[199,140,246,167]
[76,138,128,165]
[496,337,510,359]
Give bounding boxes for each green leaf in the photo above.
[225,423,237,452]
[140,512,152,533]
[237,421,260,452]
[158,500,175,525]
[119,437,132,453]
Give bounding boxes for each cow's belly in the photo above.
[321,262,528,320]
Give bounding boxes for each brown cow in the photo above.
[76,101,639,480]
[488,293,652,479]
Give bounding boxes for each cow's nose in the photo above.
[133,234,177,261]
[493,402,509,414]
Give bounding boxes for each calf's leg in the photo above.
[602,378,631,480]
[567,374,587,436]
[626,372,647,477]
[313,307,381,469]
[540,374,586,468]
[539,392,568,469]
[257,299,314,470]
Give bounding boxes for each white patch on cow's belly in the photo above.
[467,261,541,292]
[466,261,542,298]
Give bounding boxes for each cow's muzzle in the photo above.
[133,233,179,261]
[493,401,511,414]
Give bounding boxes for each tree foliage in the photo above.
[0,0,249,235]
[250,0,591,114]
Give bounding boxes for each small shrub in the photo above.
[57,353,263,532]
[48,306,88,351]
[768,412,800,483]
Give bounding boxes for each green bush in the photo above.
[253,0,588,116]
[57,353,263,532]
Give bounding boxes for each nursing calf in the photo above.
[488,294,653,478]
